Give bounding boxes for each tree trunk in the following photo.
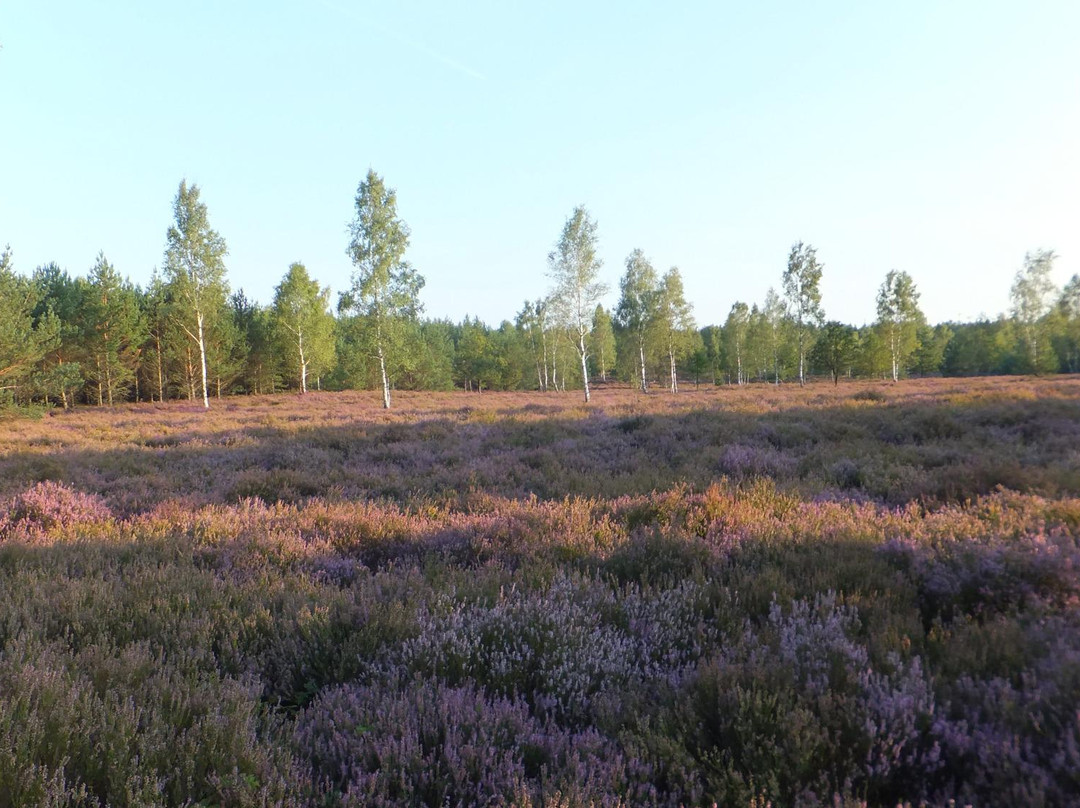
[638,337,648,393]
[155,335,164,403]
[105,353,114,407]
[579,331,590,403]
[197,310,210,409]
[377,340,391,409]
[298,330,307,394]
[669,347,678,394]
[541,329,550,391]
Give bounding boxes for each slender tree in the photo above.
[30,262,86,407]
[87,252,146,405]
[875,269,923,382]
[547,206,607,403]
[1010,249,1058,372]
[516,299,553,391]
[163,180,229,409]
[141,272,171,402]
[342,169,424,409]
[272,262,336,394]
[1058,275,1080,373]
[589,304,616,383]
[614,248,659,393]
[0,247,60,402]
[723,302,750,385]
[653,267,695,393]
[232,290,280,395]
[763,288,791,384]
[782,242,825,385]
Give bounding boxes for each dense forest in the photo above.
[3,173,1078,410]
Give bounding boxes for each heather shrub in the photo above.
[881,527,1080,626]
[689,594,940,807]
[0,481,113,541]
[389,572,717,726]
[227,468,325,504]
[852,388,886,402]
[0,381,1078,806]
[295,678,667,807]
[0,635,309,807]
[717,443,798,479]
[928,618,1080,806]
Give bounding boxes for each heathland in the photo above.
[1,377,1078,807]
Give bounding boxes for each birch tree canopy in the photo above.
[342,169,424,409]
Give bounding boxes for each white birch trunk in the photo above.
[197,310,209,409]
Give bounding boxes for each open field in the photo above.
[2,377,1079,807]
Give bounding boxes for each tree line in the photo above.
[3,171,1079,409]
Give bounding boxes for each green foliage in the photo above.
[547,206,606,402]
[722,302,751,384]
[911,323,952,376]
[876,269,923,382]
[615,248,660,392]
[232,290,281,395]
[588,304,616,383]
[28,262,83,407]
[812,321,858,384]
[86,252,147,405]
[0,249,60,405]
[163,180,230,408]
[782,242,825,384]
[1010,249,1059,373]
[272,263,336,393]
[653,267,696,393]
[342,169,424,408]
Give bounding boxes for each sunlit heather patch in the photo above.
[0,481,113,541]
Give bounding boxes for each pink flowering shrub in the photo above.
[0,481,113,541]
[0,379,1078,805]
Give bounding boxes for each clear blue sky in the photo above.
[2,1,1078,327]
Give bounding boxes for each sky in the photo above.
[2,1,1078,328]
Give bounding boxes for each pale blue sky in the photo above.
[2,1,1078,327]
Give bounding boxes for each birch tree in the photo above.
[272,262,335,393]
[782,242,825,385]
[589,305,616,383]
[516,299,552,391]
[547,206,607,403]
[614,248,658,393]
[1010,249,1058,372]
[723,302,750,384]
[343,170,424,409]
[875,269,922,382]
[163,180,228,409]
[653,267,695,393]
[763,288,791,384]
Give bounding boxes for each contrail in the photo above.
[312,0,486,81]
